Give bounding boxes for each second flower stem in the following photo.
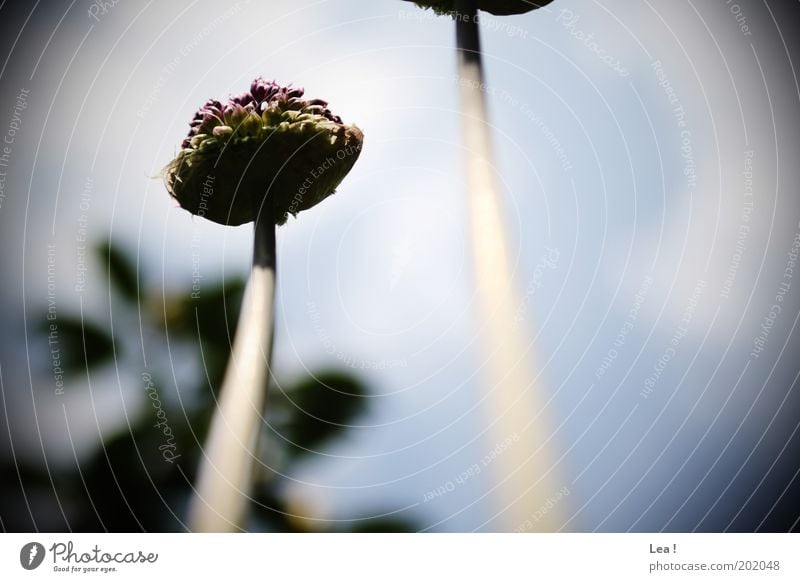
[189,212,276,532]
[454,0,563,531]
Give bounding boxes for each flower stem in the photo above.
[189,212,276,532]
[454,0,563,531]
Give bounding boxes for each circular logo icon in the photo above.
[20,542,46,570]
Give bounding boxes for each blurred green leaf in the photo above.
[72,381,212,532]
[160,278,245,392]
[0,459,70,531]
[95,239,139,302]
[74,419,185,532]
[39,315,114,372]
[161,278,245,347]
[271,371,369,457]
[189,278,245,350]
[250,486,294,532]
[23,243,421,532]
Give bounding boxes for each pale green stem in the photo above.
[189,213,275,532]
[455,0,563,531]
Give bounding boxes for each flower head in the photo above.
[407,0,552,16]
[165,78,363,226]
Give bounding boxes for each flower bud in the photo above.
[165,78,363,226]
[405,0,553,16]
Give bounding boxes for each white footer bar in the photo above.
[2,533,797,581]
